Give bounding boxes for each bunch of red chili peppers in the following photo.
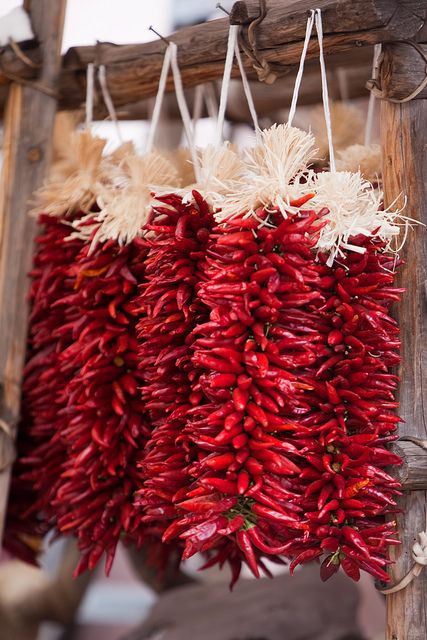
[6,188,402,586]
[152,197,402,585]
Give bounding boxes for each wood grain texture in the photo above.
[0,41,41,87]
[381,42,427,101]
[380,93,427,639]
[0,47,375,121]
[120,565,362,640]
[0,1,425,112]
[56,0,425,111]
[392,441,427,491]
[0,0,66,542]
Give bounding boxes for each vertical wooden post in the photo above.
[380,47,427,639]
[0,0,67,541]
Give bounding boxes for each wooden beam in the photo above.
[380,42,427,638]
[52,0,426,111]
[0,41,41,87]
[0,1,424,114]
[0,47,374,121]
[379,42,427,101]
[0,0,67,541]
[392,440,427,491]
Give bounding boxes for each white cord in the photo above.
[85,62,95,130]
[170,42,201,182]
[145,44,173,153]
[288,10,315,127]
[234,39,260,140]
[204,83,218,121]
[364,44,381,145]
[98,65,123,144]
[215,23,239,147]
[192,84,204,130]
[315,8,335,172]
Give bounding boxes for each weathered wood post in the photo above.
[0,0,67,540]
[379,34,427,639]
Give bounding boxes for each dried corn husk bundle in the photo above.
[215,123,317,221]
[72,149,179,246]
[335,143,382,183]
[308,101,364,163]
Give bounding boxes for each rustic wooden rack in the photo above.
[0,1,426,638]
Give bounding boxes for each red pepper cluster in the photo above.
[288,238,402,582]
[51,236,148,576]
[6,216,149,575]
[4,215,84,563]
[134,192,213,567]
[155,205,402,585]
[6,193,402,586]
[159,204,323,581]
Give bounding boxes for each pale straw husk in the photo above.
[335,143,382,183]
[215,123,317,222]
[32,130,107,217]
[163,147,195,188]
[72,150,179,248]
[308,101,364,163]
[308,170,403,265]
[176,142,245,211]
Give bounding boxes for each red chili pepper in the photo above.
[236,529,260,578]
[247,526,292,554]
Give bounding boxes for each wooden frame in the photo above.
[0,1,426,638]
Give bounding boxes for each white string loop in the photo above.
[288,10,315,127]
[192,84,205,129]
[204,83,218,121]
[314,8,335,172]
[364,44,381,145]
[85,62,95,130]
[215,24,239,147]
[234,39,260,140]
[145,45,173,154]
[98,65,123,144]
[169,42,201,182]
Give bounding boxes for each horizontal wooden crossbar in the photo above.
[0,0,425,116]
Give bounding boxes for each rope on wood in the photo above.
[0,38,57,98]
[379,436,427,595]
[7,38,40,69]
[237,0,278,85]
[367,40,427,103]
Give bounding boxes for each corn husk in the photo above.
[309,170,403,265]
[32,130,107,217]
[215,124,317,222]
[177,142,245,212]
[73,150,179,247]
[336,143,382,183]
[309,102,364,163]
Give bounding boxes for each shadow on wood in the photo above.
[120,564,363,640]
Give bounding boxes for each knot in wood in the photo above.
[27,146,43,163]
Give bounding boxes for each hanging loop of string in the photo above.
[204,83,219,121]
[98,65,123,144]
[234,39,260,139]
[288,10,315,127]
[85,62,95,130]
[288,9,335,171]
[215,24,239,147]
[215,23,260,147]
[364,44,381,145]
[169,41,201,182]
[192,84,205,129]
[314,8,335,172]
[145,44,173,154]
